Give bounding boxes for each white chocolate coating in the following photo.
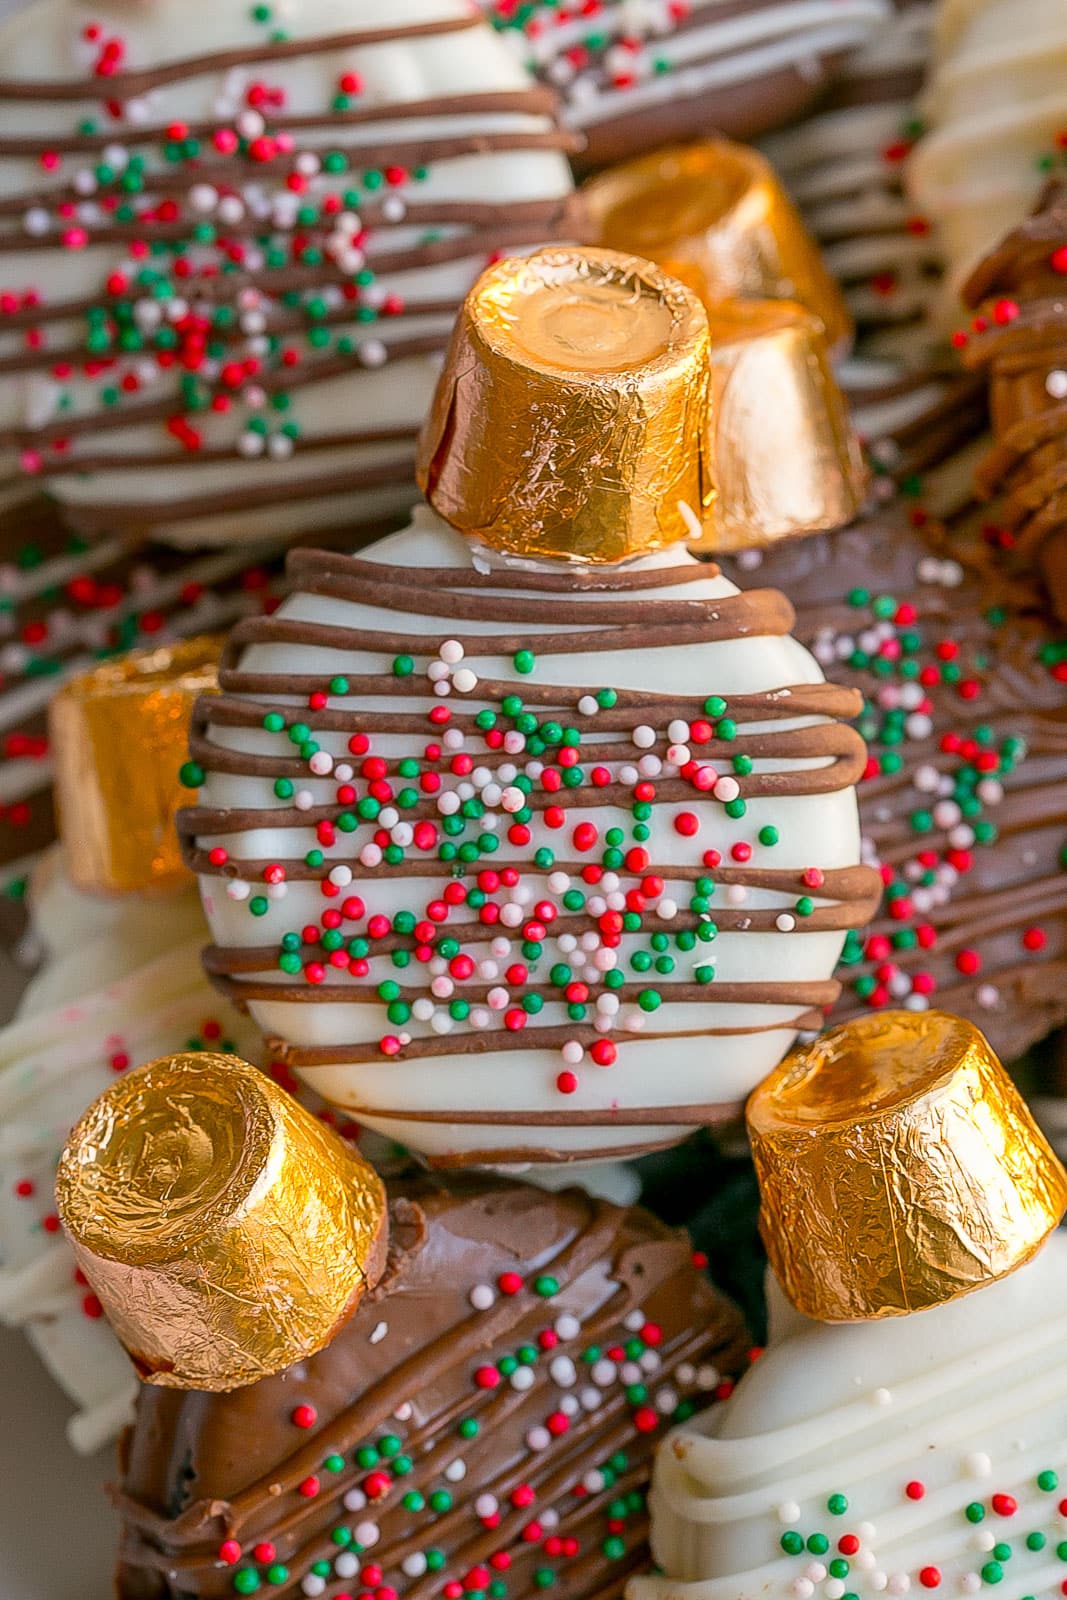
[909,0,1067,310]
[0,0,574,545]
[192,508,870,1165]
[0,850,263,1451]
[632,1234,1067,1600]
[763,3,943,367]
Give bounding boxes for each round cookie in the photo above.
[762,2,943,367]
[182,507,875,1166]
[632,1012,1067,1600]
[909,0,1067,309]
[0,0,577,545]
[482,0,891,171]
[719,501,1067,1064]
[0,850,275,1452]
[114,1171,751,1600]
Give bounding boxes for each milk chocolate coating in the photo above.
[720,509,1067,1064]
[960,189,1067,623]
[114,1175,749,1600]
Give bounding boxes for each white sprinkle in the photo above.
[886,1574,910,1595]
[369,1321,387,1345]
[360,843,383,868]
[696,1364,720,1389]
[713,776,740,803]
[776,913,797,932]
[328,864,352,887]
[976,984,1000,1009]
[777,1501,801,1525]
[624,1309,645,1331]
[439,639,464,664]
[226,880,250,901]
[302,1578,326,1597]
[632,724,656,749]
[1047,369,1067,400]
[343,1488,367,1511]
[335,1553,360,1579]
[561,1040,584,1065]
[402,1554,428,1578]
[309,752,334,779]
[806,1566,827,1585]
[550,1355,577,1387]
[676,1362,695,1385]
[475,1494,499,1518]
[510,1367,535,1392]
[961,1576,982,1594]
[591,1359,616,1387]
[393,1403,412,1421]
[470,1284,495,1311]
[871,1386,892,1406]
[354,1521,380,1547]
[578,695,599,716]
[445,1459,467,1481]
[359,338,388,368]
[580,1387,602,1411]
[791,1581,814,1600]
[825,1582,845,1600]
[583,1470,606,1493]
[237,110,265,138]
[965,1451,992,1478]
[555,1313,580,1340]
[453,667,478,694]
[526,1426,551,1451]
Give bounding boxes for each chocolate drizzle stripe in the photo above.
[0,136,579,242]
[188,848,874,897]
[12,427,421,478]
[0,85,563,157]
[56,456,421,535]
[285,549,721,593]
[292,1100,761,1126]
[0,14,486,101]
[212,675,864,719]
[211,592,797,658]
[198,681,865,728]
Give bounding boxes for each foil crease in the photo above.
[583,139,853,356]
[55,1053,388,1390]
[747,1011,1067,1322]
[49,637,221,896]
[416,246,714,563]
[695,299,868,552]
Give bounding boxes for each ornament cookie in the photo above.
[0,0,577,545]
[54,1051,751,1600]
[183,247,877,1166]
[632,1010,1067,1600]
[719,502,1067,1065]
[482,0,891,171]
[959,187,1067,623]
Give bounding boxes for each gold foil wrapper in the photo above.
[747,1011,1067,1322]
[416,246,714,563]
[583,140,853,355]
[691,298,867,553]
[55,1053,388,1390]
[49,637,221,895]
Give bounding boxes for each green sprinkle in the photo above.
[806,1535,829,1556]
[233,1573,261,1595]
[179,760,205,788]
[1038,1471,1059,1492]
[513,649,536,674]
[780,1532,804,1556]
[758,825,779,847]
[827,1495,848,1516]
[534,1275,560,1297]
[393,654,414,676]
[966,1504,985,1524]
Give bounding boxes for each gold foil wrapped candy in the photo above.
[747,1011,1067,1322]
[583,139,852,355]
[55,1052,388,1390]
[416,245,714,563]
[49,636,220,895]
[691,298,867,552]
